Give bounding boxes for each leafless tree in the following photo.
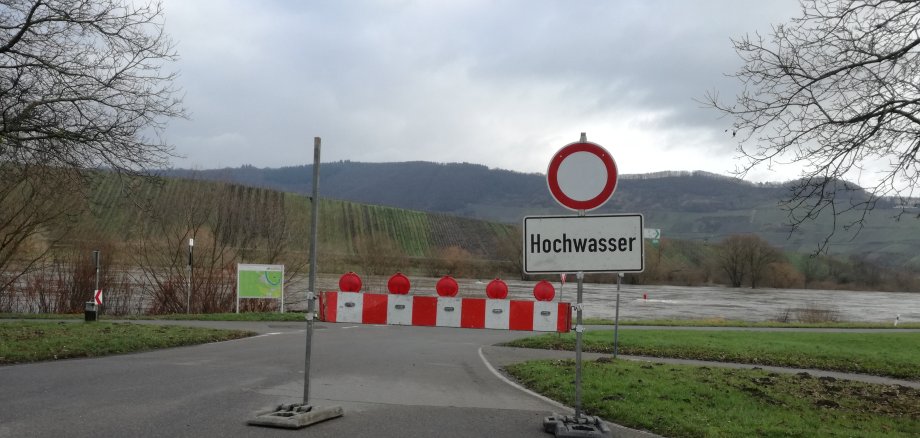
[719,234,781,289]
[132,180,250,313]
[719,235,748,287]
[707,0,920,251]
[0,167,80,295]
[0,1,183,298]
[1,0,184,176]
[746,236,780,289]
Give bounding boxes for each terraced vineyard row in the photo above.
[75,173,517,262]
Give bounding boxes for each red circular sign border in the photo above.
[546,141,618,211]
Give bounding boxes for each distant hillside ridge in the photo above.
[161,161,920,269]
[161,162,798,222]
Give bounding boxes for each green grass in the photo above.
[504,330,920,380]
[0,321,255,364]
[6,313,915,328]
[109,312,307,321]
[507,359,920,438]
[0,312,306,321]
[583,317,920,329]
[0,312,85,320]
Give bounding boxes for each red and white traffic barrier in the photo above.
[319,291,571,333]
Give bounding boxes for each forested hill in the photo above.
[163,161,543,221]
[162,162,796,222]
[163,161,920,268]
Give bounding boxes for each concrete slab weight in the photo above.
[543,414,611,438]
[247,403,343,429]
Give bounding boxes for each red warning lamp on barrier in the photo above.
[485,278,508,299]
[339,272,362,292]
[435,275,459,297]
[533,280,555,301]
[387,272,411,294]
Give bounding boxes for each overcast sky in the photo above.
[161,0,802,182]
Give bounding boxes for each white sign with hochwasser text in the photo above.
[523,214,644,274]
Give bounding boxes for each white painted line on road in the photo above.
[341,325,361,329]
[476,347,572,414]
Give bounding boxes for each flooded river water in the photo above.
[10,272,914,324]
[313,275,919,324]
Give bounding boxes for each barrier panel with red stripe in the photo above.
[319,291,571,333]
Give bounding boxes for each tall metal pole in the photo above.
[93,250,100,292]
[575,269,584,419]
[93,250,101,315]
[187,238,194,314]
[304,137,321,405]
[574,130,589,421]
[614,273,621,358]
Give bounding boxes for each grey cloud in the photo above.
[162,0,802,178]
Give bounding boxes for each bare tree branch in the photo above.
[707,0,920,251]
[1,0,185,176]
[0,0,184,298]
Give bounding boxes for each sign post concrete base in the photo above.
[247,403,343,429]
[543,414,611,438]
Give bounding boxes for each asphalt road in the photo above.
[0,321,659,438]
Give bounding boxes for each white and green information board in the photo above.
[237,264,285,313]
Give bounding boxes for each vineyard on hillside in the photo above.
[75,173,519,264]
[0,173,520,315]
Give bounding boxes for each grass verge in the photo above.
[4,313,915,327]
[506,359,920,438]
[582,317,920,329]
[504,330,920,380]
[0,312,306,321]
[0,321,255,364]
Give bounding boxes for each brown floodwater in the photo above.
[314,274,918,324]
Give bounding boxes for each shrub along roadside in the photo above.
[0,321,255,364]
[506,359,920,438]
[503,330,920,380]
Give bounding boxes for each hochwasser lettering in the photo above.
[530,233,637,254]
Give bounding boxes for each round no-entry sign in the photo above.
[546,141,618,211]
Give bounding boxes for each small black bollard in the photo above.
[84,301,97,322]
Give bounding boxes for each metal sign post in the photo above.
[538,133,629,437]
[304,136,321,406]
[93,250,101,315]
[93,250,100,292]
[574,269,584,419]
[187,238,194,314]
[247,136,343,429]
[614,273,621,359]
